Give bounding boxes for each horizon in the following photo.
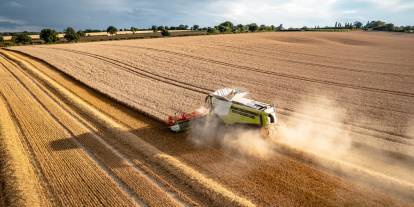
[1,0,414,33]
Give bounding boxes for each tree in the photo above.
[0,35,3,43]
[219,21,234,29]
[12,33,32,44]
[276,24,284,31]
[157,26,165,31]
[218,24,231,33]
[207,27,217,34]
[248,23,258,32]
[259,24,267,31]
[161,28,170,36]
[151,25,157,32]
[236,24,245,32]
[217,21,234,33]
[77,30,86,37]
[40,28,58,43]
[130,27,138,34]
[385,23,395,31]
[365,20,386,30]
[177,24,188,30]
[192,24,199,30]
[63,27,79,42]
[353,21,362,29]
[106,26,118,35]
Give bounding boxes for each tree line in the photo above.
[1,20,413,45]
[324,20,413,32]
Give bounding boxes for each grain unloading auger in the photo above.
[167,88,277,137]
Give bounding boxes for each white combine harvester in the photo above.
[167,88,277,137]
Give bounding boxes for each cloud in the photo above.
[362,0,414,12]
[0,16,42,32]
[0,16,25,25]
[203,0,354,27]
[5,1,22,8]
[0,25,42,33]
[81,0,135,13]
[0,0,413,32]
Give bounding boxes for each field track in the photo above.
[1,32,414,206]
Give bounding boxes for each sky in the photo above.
[0,0,414,32]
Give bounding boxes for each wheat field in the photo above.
[1,31,413,206]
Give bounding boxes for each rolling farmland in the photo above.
[1,31,414,206]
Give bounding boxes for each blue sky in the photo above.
[1,0,414,32]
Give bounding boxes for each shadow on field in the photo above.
[49,125,222,168]
[49,122,414,172]
[50,138,79,151]
[50,133,136,169]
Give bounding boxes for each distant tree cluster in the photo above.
[200,21,283,34]
[364,20,413,32]
[63,27,79,42]
[40,28,58,43]
[83,29,102,33]
[130,27,138,34]
[160,29,170,36]
[106,26,118,35]
[12,32,32,44]
[151,24,189,31]
[322,20,413,32]
[1,19,413,48]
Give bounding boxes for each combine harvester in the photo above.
[167,88,277,137]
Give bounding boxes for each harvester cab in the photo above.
[167,88,277,136]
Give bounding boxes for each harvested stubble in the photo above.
[4,50,412,206]
[1,53,185,206]
[0,55,139,206]
[0,94,48,207]
[4,31,414,206]
[9,32,414,182]
[1,51,255,207]
[11,32,414,137]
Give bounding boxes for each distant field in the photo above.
[2,31,414,206]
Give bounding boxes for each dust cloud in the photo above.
[187,96,414,195]
[187,96,352,160]
[187,111,274,159]
[277,96,352,159]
